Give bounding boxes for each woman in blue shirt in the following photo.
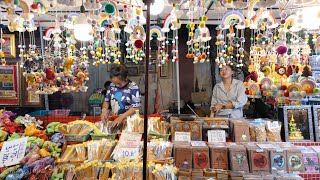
[101,64,141,126]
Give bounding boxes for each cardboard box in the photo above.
[229,145,249,172]
[171,119,202,141]
[229,120,250,142]
[301,148,320,173]
[174,144,193,169]
[193,146,210,169]
[209,144,229,170]
[247,147,270,173]
[270,148,287,172]
[286,148,305,173]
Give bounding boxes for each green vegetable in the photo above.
[45,122,61,134]
[13,116,24,124]
[0,129,8,141]
[50,172,64,180]
[43,141,61,158]
[27,137,44,147]
[0,165,20,180]
[7,133,21,141]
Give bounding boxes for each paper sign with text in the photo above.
[120,148,140,159]
[267,121,280,129]
[208,130,226,143]
[0,137,28,167]
[175,132,191,142]
[191,141,206,147]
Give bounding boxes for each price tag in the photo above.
[0,137,28,167]
[120,148,140,159]
[175,132,191,142]
[257,143,275,149]
[267,121,280,129]
[208,130,226,143]
[191,141,206,147]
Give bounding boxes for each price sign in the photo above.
[175,132,191,142]
[0,137,28,167]
[267,121,280,129]
[120,148,140,159]
[191,141,206,147]
[208,130,226,143]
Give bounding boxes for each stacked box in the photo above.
[209,143,229,170]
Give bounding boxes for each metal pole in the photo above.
[143,0,151,179]
[39,26,49,110]
[176,30,181,114]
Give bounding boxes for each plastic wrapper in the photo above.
[148,117,170,135]
[248,119,267,142]
[59,144,87,162]
[149,162,178,180]
[147,140,173,161]
[87,139,117,160]
[94,121,121,134]
[111,159,143,180]
[266,121,282,142]
[123,110,143,133]
[58,120,101,135]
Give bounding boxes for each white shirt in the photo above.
[210,79,248,119]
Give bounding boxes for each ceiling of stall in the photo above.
[0,0,320,27]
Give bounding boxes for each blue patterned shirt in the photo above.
[105,81,141,115]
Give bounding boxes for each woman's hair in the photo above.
[220,64,237,72]
[110,64,128,81]
[104,81,112,89]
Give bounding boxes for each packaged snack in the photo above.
[266,121,282,142]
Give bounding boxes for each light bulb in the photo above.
[150,0,164,15]
[74,13,93,41]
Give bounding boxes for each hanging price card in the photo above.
[0,137,28,167]
[175,132,191,142]
[208,130,226,143]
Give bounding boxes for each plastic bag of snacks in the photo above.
[266,121,282,142]
[248,119,267,142]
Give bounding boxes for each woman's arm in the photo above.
[101,102,110,123]
[229,82,248,109]
[210,86,218,109]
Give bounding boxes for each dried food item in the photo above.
[266,121,282,142]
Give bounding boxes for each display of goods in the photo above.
[171,118,202,141]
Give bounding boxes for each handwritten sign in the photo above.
[175,132,191,142]
[208,130,226,143]
[120,148,140,159]
[0,137,28,167]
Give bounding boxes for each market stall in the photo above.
[1,0,320,179]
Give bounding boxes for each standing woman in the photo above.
[211,64,248,118]
[101,64,141,126]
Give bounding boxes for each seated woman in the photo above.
[211,64,248,118]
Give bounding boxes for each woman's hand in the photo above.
[112,116,125,127]
[225,102,234,109]
[100,108,109,124]
[212,104,223,113]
